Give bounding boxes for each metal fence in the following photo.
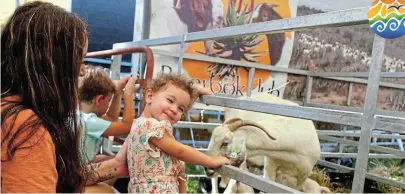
[92,6,404,193]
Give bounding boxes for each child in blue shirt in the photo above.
[79,65,137,164]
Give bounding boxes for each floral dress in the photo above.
[127,117,186,193]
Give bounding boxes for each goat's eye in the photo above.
[221,143,228,147]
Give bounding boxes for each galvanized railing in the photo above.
[93,6,404,193]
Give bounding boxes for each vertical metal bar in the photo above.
[140,56,145,80]
[142,0,151,40]
[188,113,196,148]
[338,82,353,164]
[110,54,122,80]
[395,133,404,152]
[247,68,256,97]
[66,0,72,12]
[351,35,385,193]
[397,135,404,151]
[131,0,150,76]
[347,83,353,106]
[102,53,122,153]
[175,128,181,140]
[131,42,142,77]
[137,98,142,116]
[103,50,123,153]
[338,125,347,165]
[305,75,313,105]
[177,34,188,74]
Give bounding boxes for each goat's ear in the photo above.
[224,118,242,125]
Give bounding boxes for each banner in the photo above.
[0,1,17,28]
[149,0,298,98]
[1,0,71,30]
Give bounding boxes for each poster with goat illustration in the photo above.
[149,0,298,98]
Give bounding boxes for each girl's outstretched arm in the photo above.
[149,132,230,169]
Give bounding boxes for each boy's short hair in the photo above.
[79,65,116,103]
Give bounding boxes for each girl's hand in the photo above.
[209,156,231,169]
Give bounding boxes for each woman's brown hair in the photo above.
[1,2,87,192]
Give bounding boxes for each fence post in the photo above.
[177,34,187,74]
[247,68,256,97]
[351,35,385,193]
[338,82,353,164]
[305,75,313,105]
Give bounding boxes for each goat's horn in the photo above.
[224,118,243,125]
[229,120,276,140]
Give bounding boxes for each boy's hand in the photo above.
[115,76,130,93]
[124,76,138,95]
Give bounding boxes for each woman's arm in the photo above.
[85,159,120,185]
[85,139,129,185]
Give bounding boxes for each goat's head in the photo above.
[205,118,276,177]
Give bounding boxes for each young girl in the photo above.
[127,73,230,193]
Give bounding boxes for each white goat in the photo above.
[206,92,325,193]
[216,157,331,193]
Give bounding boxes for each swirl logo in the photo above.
[368,0,405,39]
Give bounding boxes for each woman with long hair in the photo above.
[1,2,128,192]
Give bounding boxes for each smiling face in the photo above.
[143,83,191,124]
